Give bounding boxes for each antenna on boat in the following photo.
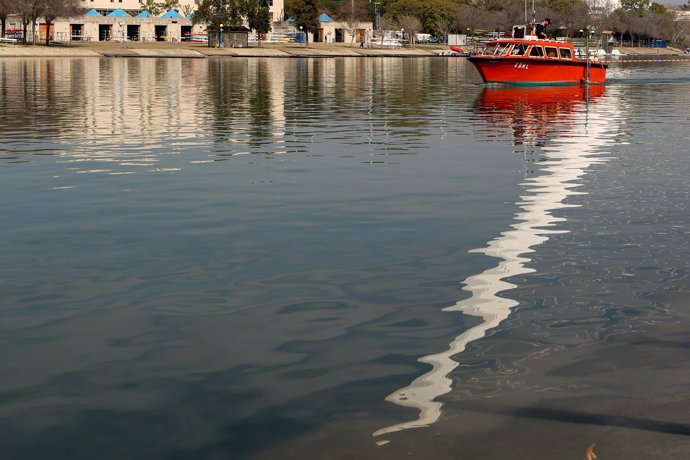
[532,0,535,25]
[524,0,527,24]
[525,0,535,30]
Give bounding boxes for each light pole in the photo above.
[400,27,404,46]
[299,25,305,48]
[120,22,125,48]
[219,23,224,48]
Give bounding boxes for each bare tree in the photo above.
[669,10,690,48]
[180,4,194,17]
[28,0,44,44]
[43,0,82,45]
[398,15,421,46]
[0,0,14,38]
[338,0,368,46]
[16,0,39,44]
[379,16,397,45]
[431,14,452,42]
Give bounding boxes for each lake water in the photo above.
[2,56,690,460]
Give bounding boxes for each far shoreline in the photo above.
[0,40,684,59]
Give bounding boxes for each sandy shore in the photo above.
[0,40,683,58]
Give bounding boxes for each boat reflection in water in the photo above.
[374,84,614,439]
[476,84,606,150]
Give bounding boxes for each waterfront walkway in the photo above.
[0,41,449,58]
[0,40,683,58]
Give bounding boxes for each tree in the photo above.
[140,0,162,16]
[43,0,82,46]
[246,0,272,46]
[159,0,180,12]
[398,15,421,45]
[384,0,456,34]
[16,0,43,44]
[0,0,15,38]
[286,0,320,46]
[180,4,194,17]
[193,0,246,29]
[620,0,650,15]
[338,0,368,45]
[379,16,396,44]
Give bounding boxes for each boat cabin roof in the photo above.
[477,38,584,60]
[486,38,574,49]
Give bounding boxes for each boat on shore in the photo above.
[466,29,607,85]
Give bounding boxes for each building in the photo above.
[280,13,372,44]
[6,0,285,43]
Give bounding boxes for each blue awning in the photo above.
[84,8,102,17]
[135,10,151,17]
[318,13,334,22]
[160,9,182,18]
[107,8,130,17]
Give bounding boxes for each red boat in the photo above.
[467,35,606,86]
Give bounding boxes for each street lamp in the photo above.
[219,23,224,48]
[401,27,404,46]
[299,25,305,48]
[120,22,125,48]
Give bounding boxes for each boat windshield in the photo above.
[510,43,527,56]
[496,43,511,56]
[482,44,499,55]
[481,43,511,56]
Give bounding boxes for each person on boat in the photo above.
[534,18,551,40]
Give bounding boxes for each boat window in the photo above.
[510,43,527,56]
[528,45,544,57]
[559,48,572,59]
[545,46,558,58]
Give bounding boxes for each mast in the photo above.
[532,0,535,27]
[526,0,535,29]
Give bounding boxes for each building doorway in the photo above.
[98,24,111,41]
[127,25,140,41]
[181,25,192,41]
[155,25,167,41]
[38,24,54,41]
[70,24,83,40]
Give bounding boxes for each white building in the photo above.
[7,0,284,43]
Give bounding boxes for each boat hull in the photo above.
[469,56,606,85]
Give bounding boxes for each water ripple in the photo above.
[374,86,624,438]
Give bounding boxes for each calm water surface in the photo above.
[2,56,690,459]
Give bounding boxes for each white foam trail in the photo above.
[374,91,619,438]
